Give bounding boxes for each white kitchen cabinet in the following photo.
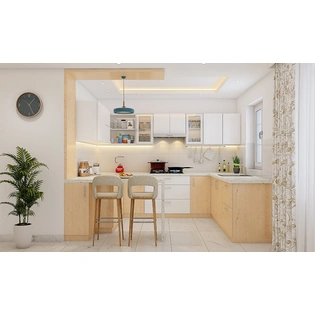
[136,114,154,144]
[97,101,110,143]
[186,114,203,145]
[76,100,110,143]
[223,113,240,145]
[145,175,190,214]
[154,113,186,137]
[110,114,136,144]
[203,113,223,145]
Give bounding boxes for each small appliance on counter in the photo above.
[115,155,125,173]
[78,161,90,177]
[92,163,101,175]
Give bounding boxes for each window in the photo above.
[255,104,262,169]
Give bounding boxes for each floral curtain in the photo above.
[272,63,296,252]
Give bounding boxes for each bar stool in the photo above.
[92,175,124,246]
[128,175,158,246]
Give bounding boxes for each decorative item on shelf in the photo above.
[0,146,48,249]
[127,120,134,129]
[113,76,134,114]
[232,155,241,174]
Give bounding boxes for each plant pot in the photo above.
[14,224,33,249]
[233,167,240,174]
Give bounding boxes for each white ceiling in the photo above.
[0,63,274,100]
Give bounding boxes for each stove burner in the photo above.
[150,169,167,174]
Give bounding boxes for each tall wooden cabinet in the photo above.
[210,177,272,242]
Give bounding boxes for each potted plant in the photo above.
[232,155,241,174]
[0,146,48,249]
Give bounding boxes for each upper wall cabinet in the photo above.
[203,113,223,145]
[186,114,203,145]
[154,113,186,137]
[223,113,240,145]
[136,114,154,144]
[76,100,110,143]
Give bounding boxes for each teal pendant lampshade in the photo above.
[113,75,134,114]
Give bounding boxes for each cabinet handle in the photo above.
[215,180,218,190]
[83,186,86,198]
[164,177,172,180]
[165,187,172,190]
[192,178,195,186]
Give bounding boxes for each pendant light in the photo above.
[113,75,134,114]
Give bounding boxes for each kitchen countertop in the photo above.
[65,172,272,184]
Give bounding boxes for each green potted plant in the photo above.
[232,155,241,174]
[0,146,48,249]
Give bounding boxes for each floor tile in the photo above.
[0,218,273,252]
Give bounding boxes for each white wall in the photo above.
[236,71,274,176]
[0,69,64,240]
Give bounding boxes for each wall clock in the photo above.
[16,92,43,117]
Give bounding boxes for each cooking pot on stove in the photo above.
[148,160,168,173]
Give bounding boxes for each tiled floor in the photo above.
[0,218,272,252]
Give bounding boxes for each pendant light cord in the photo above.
[122,75,126,108]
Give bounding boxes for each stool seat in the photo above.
[92,175,124,246]
[128,175,158,246]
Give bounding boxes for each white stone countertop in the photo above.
[65,171,272,184]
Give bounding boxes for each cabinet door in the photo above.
[154,114,169,136]
[136,115,153,144]
[76,100,97,142]
[223,113,240,144]
[97,101,110,143]
[169,114,186,136]
[190,176,211,214]
[64,182,91,240]
[203,113,223,145]
[186,114,203,145]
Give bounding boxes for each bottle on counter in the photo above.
[218,163,221,172]
[223,160,226,172]
[227,162,231,173]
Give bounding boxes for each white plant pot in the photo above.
[14,224,33,249]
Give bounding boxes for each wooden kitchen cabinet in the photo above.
[64,182,118,241]
[210,177,272,242]
[190,176,211,216]
[64,182,93,241]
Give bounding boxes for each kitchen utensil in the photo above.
[199,147,204,163]
[203,147,216,161]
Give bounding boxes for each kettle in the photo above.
[115,163,124,173]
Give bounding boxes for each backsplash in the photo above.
[76,139,239,174]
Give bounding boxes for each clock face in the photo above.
[16,92,42,117]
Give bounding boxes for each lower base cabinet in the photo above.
[210,177,272,243]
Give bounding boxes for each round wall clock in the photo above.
[16,92,43,117]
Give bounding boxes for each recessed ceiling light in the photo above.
[101,82,104,85]
[107,90,110,93]
[235,80,239,83]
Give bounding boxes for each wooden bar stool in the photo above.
[128,175,158,246]
[92,175,124,246]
